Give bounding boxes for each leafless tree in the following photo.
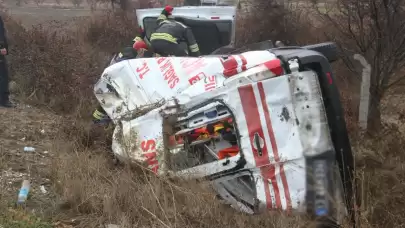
[236,0,312,47]
[110,0,129,10]
[311,0,405,132]
[33,0,45,6]
[71,0,84,7]
[92,0,153,11]
[87,0,97,10]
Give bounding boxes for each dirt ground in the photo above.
[0,104,62,226]
[0,3,91,226]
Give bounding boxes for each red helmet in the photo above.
[165,5,174,15]
[133,40,148,50]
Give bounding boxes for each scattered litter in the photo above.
[20,137,26,141]
[23,147,35,152]
[54,221,74,228]
[43,150,49,154]
[40,185,47,194]
[17,179,30,204]
[105,224,120,228]
[40,129,45,134]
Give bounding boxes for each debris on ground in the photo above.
[16,179,30,204]
[105,224,120,228]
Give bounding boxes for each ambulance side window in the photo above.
[167,104,242,172]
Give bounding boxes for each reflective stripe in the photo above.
[214,124,224,132]
[189,43,200,52]
[158,14,173,23]
[157,14,168,22]
[93,109,107,120]
[133,36,143,42]
[150,33,178,43]
[159,20,171,25]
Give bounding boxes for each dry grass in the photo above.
[1,1,405,228]
[4,8,136,114]
[49,139,313,228]
[38,116,404,228]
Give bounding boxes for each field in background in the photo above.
[0,0,405,227]
[3,0,92,26]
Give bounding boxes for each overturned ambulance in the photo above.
[94,5,356,227]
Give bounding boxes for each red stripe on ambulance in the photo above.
[238,55,247,71]
[263,59,283,76]
[238,84,281,209]
[222,56,238,77]
[257,82,292,211]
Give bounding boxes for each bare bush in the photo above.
[71,0,84,7]
[33,0,45,6]
[15,0,27,6]
[236,0,317,47]
[87,0,98,10]
[311,0,405,133]
[82,10,138,53]
[4,10,136,113]
[93,0,132,10]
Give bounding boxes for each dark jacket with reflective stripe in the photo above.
[0,16,8,52]
[151,14,201,57]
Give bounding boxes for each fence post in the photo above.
[353,54,371,131]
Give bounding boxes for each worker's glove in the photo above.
[133,36,143,42]
[138,26,146,39]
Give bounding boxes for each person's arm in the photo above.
[0,16,8,54]
[185,28,200,57]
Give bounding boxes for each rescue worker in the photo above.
[150,5,201,57]
[116,46,138,61]
[133,39,159,58]
[0,15,13,108]
[92,105,111,125]
[116,38,157,62]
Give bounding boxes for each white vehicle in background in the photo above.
[136,5,238,55]
[94,5,357,227]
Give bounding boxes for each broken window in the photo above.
[166,103,241,172]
